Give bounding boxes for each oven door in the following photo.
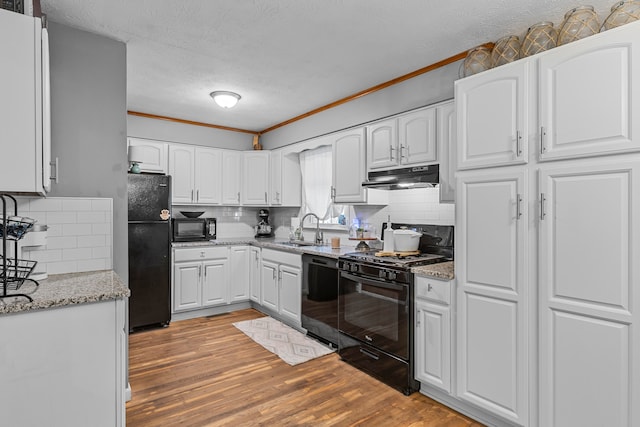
[338,270,409,360]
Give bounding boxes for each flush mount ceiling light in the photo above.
[210,91,241,108]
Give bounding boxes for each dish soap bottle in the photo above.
[383,215,394,252]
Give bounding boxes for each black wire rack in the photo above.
[1,194,39,302]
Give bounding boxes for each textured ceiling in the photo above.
[40,0,617,132]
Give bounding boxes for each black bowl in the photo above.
[180,211,205,218]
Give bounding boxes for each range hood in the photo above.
[362,165,439,190]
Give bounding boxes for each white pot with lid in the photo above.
[393,229,421,252]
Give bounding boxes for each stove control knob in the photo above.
[378,270,387,279]
[342,262,350,271]
[351,264,359,273]
[388,271,397,280]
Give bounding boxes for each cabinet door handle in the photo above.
[191,189,194,202]
[516,130,523,156]
[389,145,395,161]
[540,193,546,220]
[198,265,202,278]
[237,192,240,203]
[416,310,421,327]
[330,186,335,201]
[540,127,547,155]
[265,192,268,203]
[516,194,523,219]
[276,191,280,202]
[196,189,199,202]
[400,144,408,161]
[272,269,276,280]
[49,157,59,183]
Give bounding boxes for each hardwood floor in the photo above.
[127,309,484,426]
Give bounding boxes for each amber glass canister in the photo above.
[558,5,601,45]
[601,0,640,30]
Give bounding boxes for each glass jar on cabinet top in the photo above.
[558,5,601,45]
[601,1,640,30]
[521,21,558,57]
[462,46,492,77]
[491,35,521,67]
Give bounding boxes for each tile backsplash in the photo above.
[11,197,113,275]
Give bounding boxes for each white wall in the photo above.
[127,115,254,150]
[47,22,126,281]
[259,61,459,148]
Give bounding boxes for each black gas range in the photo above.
[337,224,453,395]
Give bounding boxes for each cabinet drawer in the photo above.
[174,246,228,262]
[415,276,451,305]
[261,248,302,268]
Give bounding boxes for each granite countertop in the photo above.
[173,238,358,259]
[0,270,129,315]
[412,261,455,281]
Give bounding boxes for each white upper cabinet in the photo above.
[0,10,49,195]
[538,24,640,161]
[242,151,270,205]
[270,149,283,206]
[221,150,243,205]
[270,148,302,207]
[168,145,221,205]
[367,118,397,170]
[367,107,437,171]
[168,145,195,204]
[437,101,456,203]
[333,127,367,203]
[398,107,437,165]
[127,138,168,174]
[456,60,530,170]
[194,147,222,205]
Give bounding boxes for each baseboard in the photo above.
[171,301,252,322]
[419,384,519,427]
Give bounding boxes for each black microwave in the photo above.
[172,218,216,242]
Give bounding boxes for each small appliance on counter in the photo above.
[255,208,273,238]
[172,217,216,242]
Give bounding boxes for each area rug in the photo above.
[232,316,334,366]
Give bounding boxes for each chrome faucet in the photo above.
[300,212,324,245]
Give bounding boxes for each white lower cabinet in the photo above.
[456,168,529,426]
[229,245,250,303]
[173,247,229,312]
[538,157,640,427]
[249,246,262,303]
[260,248,302,326]
[0,299,126,427]
[414,276,452,393]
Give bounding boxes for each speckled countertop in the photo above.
[0,270,129,315]
[173,238,358,259]
[412,261,455,280]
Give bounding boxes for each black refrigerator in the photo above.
[128,174,172,330]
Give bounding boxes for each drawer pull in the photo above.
[360,347,379,360]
